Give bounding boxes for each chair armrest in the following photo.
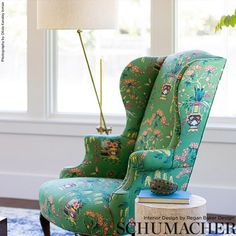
[109,149,175,230]
[60,134,123,178]
[128,149,174,171]
[114,149,174,192]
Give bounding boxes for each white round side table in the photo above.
[135,195,207,236]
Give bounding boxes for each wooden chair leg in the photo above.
[40,213,50,236]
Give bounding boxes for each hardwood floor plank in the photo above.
[0,198,39,209]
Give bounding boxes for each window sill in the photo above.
[0,114,126,137]
[0,115,235,144]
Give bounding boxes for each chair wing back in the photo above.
[173,56,226,169]
[120,57,166,142]
[134,50,225,152]
[115,57,166,176]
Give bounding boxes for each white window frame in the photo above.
[0,0,236,140]
[173,0,236,127]
[47,0,175,122]
[0,0,46,120]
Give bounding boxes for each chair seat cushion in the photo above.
[39,177,122,235]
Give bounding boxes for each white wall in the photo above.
[0,120,235,215]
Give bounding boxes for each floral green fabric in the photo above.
[60,135,128,179]
[135,51,222,151]
[39,177,122,235]
[59,57,165,180]
[39,50,226,235]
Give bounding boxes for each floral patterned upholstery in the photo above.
[39,50,226,235]
[39,177,122,235]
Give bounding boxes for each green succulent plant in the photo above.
[215,9,236,31]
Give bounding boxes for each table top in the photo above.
[135,194,206,209]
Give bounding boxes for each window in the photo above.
[55,0,150,116]
[0,0,235,125]
[0,0,27,112]
[176,0,236,117]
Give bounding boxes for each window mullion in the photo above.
[151,0,175,56]
[46,30,57,117]
[27,0,47,119]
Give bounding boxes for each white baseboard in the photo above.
[0,172,235,215]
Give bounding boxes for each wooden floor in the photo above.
[0,198,39,209]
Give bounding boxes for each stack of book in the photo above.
[138,189,191,204]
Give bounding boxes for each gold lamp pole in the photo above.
[77,30,112,135]
[37,0,117,135]
[100,58,103,130]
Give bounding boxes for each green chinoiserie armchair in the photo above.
[39,50,226,236]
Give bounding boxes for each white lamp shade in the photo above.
[37,0,118,30]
